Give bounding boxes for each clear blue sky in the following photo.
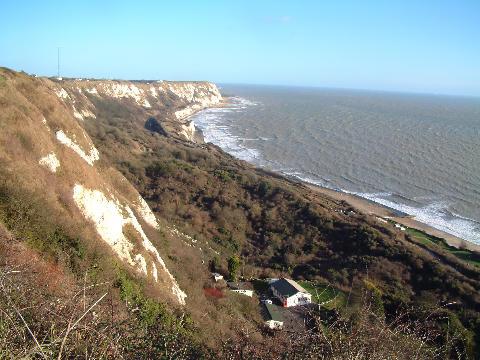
[1,0,479,96]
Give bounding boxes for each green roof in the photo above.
[270,278,308,297]
[265,303,284,322]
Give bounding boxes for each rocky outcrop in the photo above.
[145,117,168,136]
[161,81,223,121]
[55,129,100,166]
[38,152,60,173]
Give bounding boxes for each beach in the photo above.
[307,184,480,253]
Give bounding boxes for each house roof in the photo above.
[265,303,284,322]
[270,278,308,297]
[227,281,253,291]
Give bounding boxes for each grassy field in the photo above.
[404,227,480,267]
[298,281,346,310]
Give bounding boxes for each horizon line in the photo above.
[6,65,479,100]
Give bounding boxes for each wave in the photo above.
[288,173,480,244]
[193,96,264,164]
[229,96,259,107]
[353,194,480,244]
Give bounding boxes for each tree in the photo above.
[228,255,240,281]
[209,256,220,272]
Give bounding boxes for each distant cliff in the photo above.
[50,78,222,142]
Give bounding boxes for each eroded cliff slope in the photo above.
[0,69,224,306]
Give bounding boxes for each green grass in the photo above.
[299,281,346,310]
[404,227,480,267]
[405,227,434,246]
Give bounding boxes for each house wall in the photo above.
[265,320,283,330]
[285,292,312,307]
[271,281,313,307]
[231,289,253,297]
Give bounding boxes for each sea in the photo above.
[191,84,480,245]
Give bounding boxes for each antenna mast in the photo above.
[57,47,60,78]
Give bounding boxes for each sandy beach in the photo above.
[307,184,480,253]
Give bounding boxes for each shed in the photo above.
[264,303,284,329]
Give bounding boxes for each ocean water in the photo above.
[192,85,480,245]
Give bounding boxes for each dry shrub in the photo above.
[0,243,123,358]
[0,241,206,359]
[204,287,224,299]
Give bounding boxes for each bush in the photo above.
[146,161,176,178]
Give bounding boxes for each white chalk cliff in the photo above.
[73,184,186,304]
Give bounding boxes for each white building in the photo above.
[227,282,254,297]
[270,278,312,307]
[212,272,224,282]
[231,289,254,297]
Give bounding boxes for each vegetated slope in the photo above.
[0,222,212,358]
[1,68,479,358]
[0,68,265,356]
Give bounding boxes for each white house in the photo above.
[270,278,312,307]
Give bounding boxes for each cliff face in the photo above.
[49,78,222,142]
[0,69,222,306]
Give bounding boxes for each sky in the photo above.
[1,0,479,96]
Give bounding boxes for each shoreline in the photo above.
[191,97,232,143]
[306,184,480,253]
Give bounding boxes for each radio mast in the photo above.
[57,47,61,79]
